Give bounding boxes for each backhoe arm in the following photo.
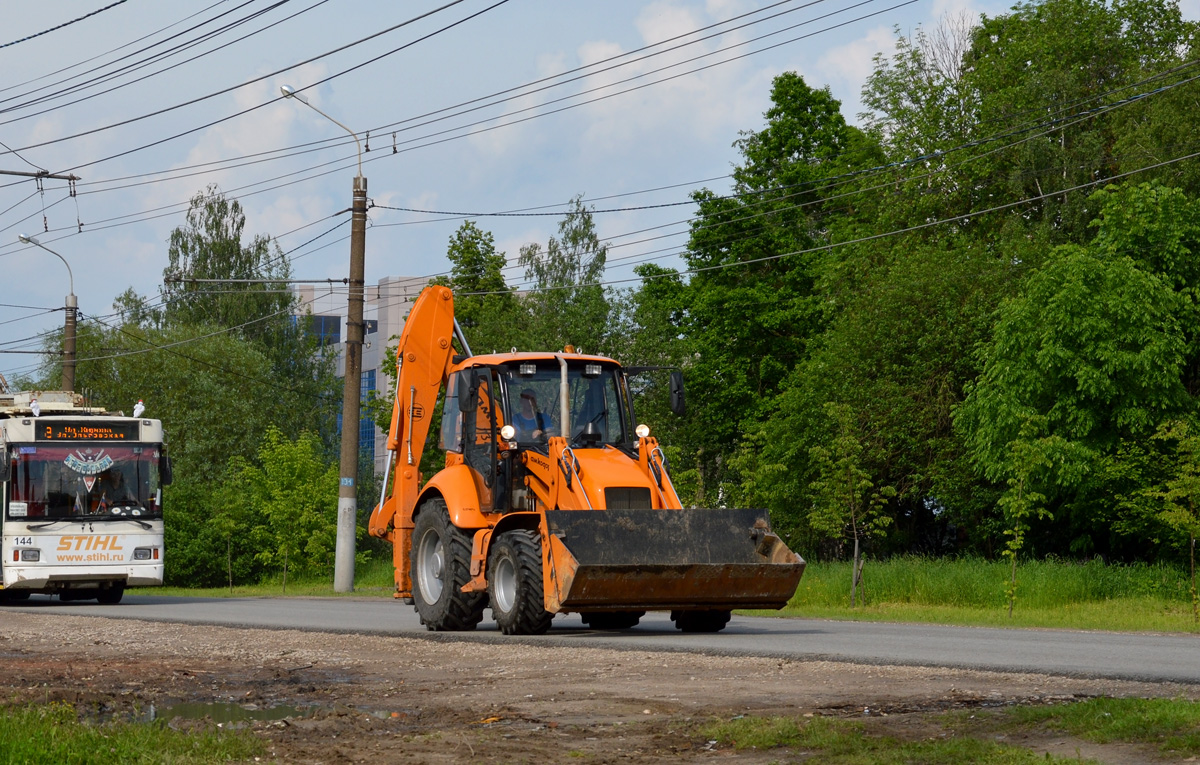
[368,286,458,595]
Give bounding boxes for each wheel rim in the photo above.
[493,553,517,614]
[416,528,445,605]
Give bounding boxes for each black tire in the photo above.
[97,584,125,605]
[411,499,486,631]
[580,611,644,630]
[487,530,553,635]
[59,589,99,603]
[670,609,732,633]
[0,590,31,603]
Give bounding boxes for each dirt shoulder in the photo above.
[1,611,1196,763]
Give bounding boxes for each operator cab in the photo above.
[438,355,639,513]
[440,357,636,454]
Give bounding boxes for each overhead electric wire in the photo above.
[0,1,335,126]
[32,141,1200,373]
[3,0,831,199]
[2,0,918,239]
[4,46,1197,274]
[21,0,811,196]
[3,0,492,170]
[0,1,229,96]
[4,0,1195,347]
[0,0,268,113]
[0,1,130,50]
[82,309,335,402]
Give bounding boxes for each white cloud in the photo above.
[814,25,898,122]
[635,1,706,45]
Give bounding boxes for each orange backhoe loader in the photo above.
[368,285,805,634]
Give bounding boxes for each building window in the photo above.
[307,314,341,346]
[359,370,376,461]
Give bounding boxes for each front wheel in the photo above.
[411,499,486,631]
[670,609,731,633]
[97,584,125,605]
[488,530,553,635]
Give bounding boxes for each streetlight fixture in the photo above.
[18,234,77,393]
[282,84,367,593]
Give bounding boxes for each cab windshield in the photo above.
[5,444,164,520]
[500,362,628,446]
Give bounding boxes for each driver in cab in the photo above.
[91,467,135,512]
[512,389,547,441]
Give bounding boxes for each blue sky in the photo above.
[3,0,1191,382]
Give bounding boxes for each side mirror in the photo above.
[0,447,9,482]
[458,373,477,414]
[161,451,173,486]
[669,370,685,416]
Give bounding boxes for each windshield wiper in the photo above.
[88,513,154,530]
[26,520,67,530]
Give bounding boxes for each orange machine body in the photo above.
[368,286,805,634]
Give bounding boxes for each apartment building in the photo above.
[297,275,428,476]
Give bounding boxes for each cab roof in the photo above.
[450,350,621,371]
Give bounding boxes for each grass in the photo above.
[0,702,263,764]
[701,714,1092,763]
[1007,697,1200,755]
[156,555,398,598]
[771,555,1200,633]
[702,698,1200,762]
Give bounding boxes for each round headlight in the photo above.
[635,424,650,438]
[500,424,516,440]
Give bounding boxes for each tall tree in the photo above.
[433,220,520,354]
[517,196,614,355]
[680,72,877,500]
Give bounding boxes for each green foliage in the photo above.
[1009,697,1200,754]
[702,713,1083,762]
[229,427,340,585]
[432,220,520,354]
[808,403,895,604]
[517,195,616,355]
[26,187,340,587]
[1148,419,1200,622]
[65,0,1200,587]
[786,556,1200,632]
[0,702,262,763]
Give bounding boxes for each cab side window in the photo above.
[439,373,464,453]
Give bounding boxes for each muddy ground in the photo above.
[1,609,1197,763]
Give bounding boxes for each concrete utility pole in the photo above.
[17,234,76,392]
[282,85,366,593]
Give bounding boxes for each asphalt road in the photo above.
[13,594,1200,684]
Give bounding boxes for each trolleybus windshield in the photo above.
[5,444,165,520]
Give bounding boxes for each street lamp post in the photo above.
[18,234,76,393]
[282,85,366,593]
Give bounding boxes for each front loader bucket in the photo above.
[542,508,805,613]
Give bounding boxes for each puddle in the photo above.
[154,701,320,724]
[145,701,407,726]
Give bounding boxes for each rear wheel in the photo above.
[97,584,125,605]
[411,499,486,631]
[671,609,731,633]
[0,590,31,603]
[488,530,553,635]
[580,611,644,630]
